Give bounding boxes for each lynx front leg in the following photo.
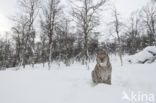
[105,75,111,85]
[92,70,98,84]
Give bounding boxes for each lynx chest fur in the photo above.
[92,51,112,84]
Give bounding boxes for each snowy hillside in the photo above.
[0,56,155,103]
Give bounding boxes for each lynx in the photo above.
[92,51,112,85]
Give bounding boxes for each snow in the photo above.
[0,56,156,103]
[126,46,156,63]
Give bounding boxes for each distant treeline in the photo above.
[0,0,156,69]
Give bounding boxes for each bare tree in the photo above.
[126,11,140,54]
[40,0,62,69]
[140,3,156,45]
[11,16,29,68]
[19,0,40,67]
[71,0,107,67]
[111,8,123,66]
[59,18,71,66]
[11,0,40,69]
[12,23,22,69]
[40,32,48,67]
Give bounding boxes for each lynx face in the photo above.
[96,52,108,67]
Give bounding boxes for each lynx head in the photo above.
[96,51,109,67]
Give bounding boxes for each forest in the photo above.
[0,0,156,69]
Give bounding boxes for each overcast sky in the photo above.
[0,0,149,37]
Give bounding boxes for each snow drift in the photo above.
[126,46,156,64]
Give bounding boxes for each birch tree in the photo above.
[40,0,62,69]
[71,0,107,66]
[111,8,123,66]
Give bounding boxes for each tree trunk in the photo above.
[117,33,123,66]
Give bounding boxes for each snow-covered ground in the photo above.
[0,55,156,103]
